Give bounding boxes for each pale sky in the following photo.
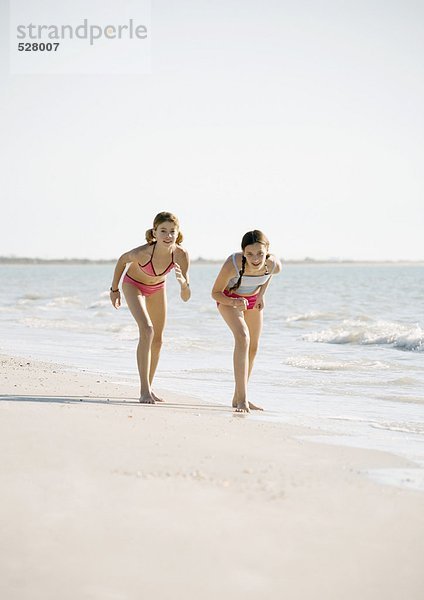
[1,0,423,260]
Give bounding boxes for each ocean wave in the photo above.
[18,316,135,336]
[181,367,232,374]
[17,298,39,307]
[285,355,390,371]
[19,293,45,301]
[286,310,339,323]
[370,422,424,435]
[303,320,424,352]
[376,394,424,404]
[198,305,218,314]
[88,300,110,309]
[164,337,224,351]
[387,377,422,386]
[0,306,16,313]
[46,296,82,307]
[19,317,84,331]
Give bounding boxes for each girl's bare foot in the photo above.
[152,391,165,403]
[232,395,262,411]
[248,401,263,411]
[235,401,250,413]
[139,393,155,404]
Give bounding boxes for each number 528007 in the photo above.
[18,43,60,51]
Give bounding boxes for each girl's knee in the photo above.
[151,336,163,350]
[139,322,154,341]
[235,328,250,348]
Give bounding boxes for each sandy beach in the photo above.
[1,354,423,600]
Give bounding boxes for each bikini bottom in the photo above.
[217,289,259,310]
[123,273,165,296]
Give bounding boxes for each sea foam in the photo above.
[303,319,424,352]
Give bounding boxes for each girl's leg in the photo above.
[243,308,264,410]
[145,288,167,401]
[122,282,155,403]
[218,305,250,413]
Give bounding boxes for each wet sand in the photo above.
[1,355,423,600]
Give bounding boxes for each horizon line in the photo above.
[0,256,423,265]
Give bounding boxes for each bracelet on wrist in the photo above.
[110,287,120,293]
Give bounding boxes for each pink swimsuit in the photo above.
[221,289,259,310]
[138,243,175,277]
[123,244,175,296]
[217,255,276,310]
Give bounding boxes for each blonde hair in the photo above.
[145,212,183,245]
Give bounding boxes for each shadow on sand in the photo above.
[0,394,231,412]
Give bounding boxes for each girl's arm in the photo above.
[174,247,191,302]
[211,259,247,310]
[110,248,137,309]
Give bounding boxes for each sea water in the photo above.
[1,263,423,489]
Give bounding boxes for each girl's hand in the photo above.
[174,262,188,288]
[232,297,248,311]
[110,290,121,309]
[254,295,265,311]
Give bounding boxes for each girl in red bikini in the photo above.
[212,230,281,413]
[110,212,190,404]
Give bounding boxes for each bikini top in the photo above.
[227,253,276,295]
[138,243,175,277]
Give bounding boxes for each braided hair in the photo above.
[229,255,247,292]
[229,230,270,292]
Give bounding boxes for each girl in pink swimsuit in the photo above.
[110,212,191,404]
[212,230,282,413]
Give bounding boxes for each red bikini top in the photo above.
[138,243,175,277]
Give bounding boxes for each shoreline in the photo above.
[2,352,423,490]
[1,353,423,598]
[3,346,423,490]
[1,258,424,266]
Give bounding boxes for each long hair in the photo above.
[229,230,270,292]
[145,212,183,245]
